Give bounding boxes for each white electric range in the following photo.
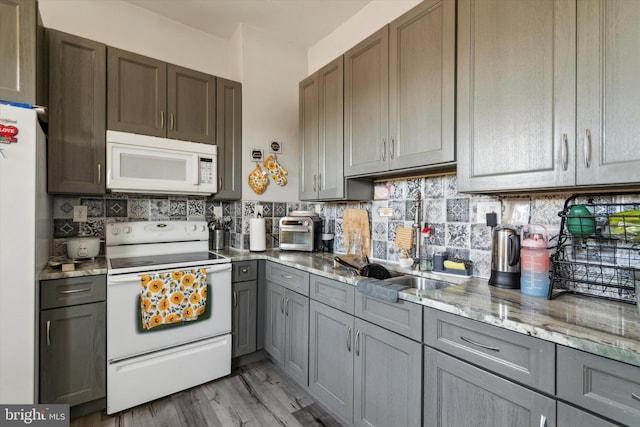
[105,220,231,414]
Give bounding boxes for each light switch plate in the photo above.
[213,206,223,218]
[73,205,88,222]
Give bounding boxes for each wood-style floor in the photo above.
[70,359,344,427]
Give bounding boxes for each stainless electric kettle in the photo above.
[489,225,521,289]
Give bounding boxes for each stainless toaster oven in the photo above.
[278,214,322,252]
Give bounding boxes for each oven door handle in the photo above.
[107,263,231,284]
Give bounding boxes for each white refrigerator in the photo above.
[0,104,50,403]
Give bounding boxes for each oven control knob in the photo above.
[190,225,198,232]
[111,227,121,236]
[200,225,206,232]
[123,226,132,234]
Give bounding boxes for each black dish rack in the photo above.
[549,193,640,304]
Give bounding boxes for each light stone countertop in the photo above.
[40,249,640,368]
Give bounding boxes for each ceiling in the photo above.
[122,0,373,48]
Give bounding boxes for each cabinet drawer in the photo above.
[355,292,422,341]
[232,260,257,282]
[310,274,354,314]
[41,275,106,309]
[265,262,309,296]
[424,307,555,395]
[557,346,640,426]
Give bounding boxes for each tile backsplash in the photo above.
[51,174,639,280]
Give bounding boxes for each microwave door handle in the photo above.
[192,157,200,185]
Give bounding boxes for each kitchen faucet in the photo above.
[412,192,421,268]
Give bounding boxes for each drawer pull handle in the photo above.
[233,291,237,308]
[347,326,352,352]
[539,415,547,427]
[241,267,248,274]
[460,335,500,352]
[60,287,91,294]
[632,392,640,401]
[355,330,361,356]
[282,274,293,279]
[46,320,51,346]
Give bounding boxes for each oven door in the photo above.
[107,263,231,361]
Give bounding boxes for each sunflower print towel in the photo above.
[140,269,207,330]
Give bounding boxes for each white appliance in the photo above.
[106,130,217,195]
[106,220,231,414]
[0,104,50,403]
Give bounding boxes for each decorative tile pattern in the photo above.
[81,218,105,238]
[372,221,387,241]
[54,219,78,238]
[405,178,423,200]
[390,201,406,221]
[372,240,387,259]
[389,181,404,200]
[261,202,274,218]
[80,198,105,217]
[444,175,458,197]
[286,203,300,215]
[127,199,149,219]
[424,199,445,224]
[170,200,187,217]
[52,238,67,257]
[188,200,205,218]
[106,199,128,217]
[446,198,470,222]
[53,197,79,219]
[470,250,492,278]
[405,200,417,221]
[429,223,445,247]
[446,223,470,248]
[243,201,256,217]
[470,224,492,251]
[150,199,171,219]
[273,203,287,217]
[425,176,444,198]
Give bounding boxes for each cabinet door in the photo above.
[299,72,320,200]
[232,280,257,358]
[318,56,345,199]
[0,0,36,104]
[40,302,106,406]
[424,346,556,427]
[457,0,576,192]
[264,281,286,364]
[47,30,106,194]
[344,27,389,176]
[388,0,455,170]
[557,402,617,427]
[107,48,167,137]
[214,77,242,200]
[284,290,309,386]
[577,0,640,185]
[353,319,422,427]
[167,64,215,144]
[309,301,354,424]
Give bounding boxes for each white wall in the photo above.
[241,25,307,202]
[307,0,421,74]
[38,0,238,80]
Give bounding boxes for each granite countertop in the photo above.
[218,249,640,368]
[40,249,640,368]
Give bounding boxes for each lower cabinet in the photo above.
[232,280,257,358]
[309,300,355,424]
[423,346,556,427]
[557,402,617,427]
[264,281,309,385]
[39,276,106,407]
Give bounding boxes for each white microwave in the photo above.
[106,130,217,195]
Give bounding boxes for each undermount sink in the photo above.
[386,275,454,291]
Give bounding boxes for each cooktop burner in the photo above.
[109,251,229,273]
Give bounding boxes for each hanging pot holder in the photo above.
[248,164,269,194]
[263,154,288,186]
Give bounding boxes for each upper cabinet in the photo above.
[457,0,640,192]
[48,30,106,195]
[107,48,216,144]
[344,0,456,177]
[213,77,242,200]
[0,0,36,104]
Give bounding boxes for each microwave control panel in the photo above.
[199,157,215,184]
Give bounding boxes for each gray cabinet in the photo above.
[557,345,640,426]
[213,77,242,200]
[264,280,309,385]
[344,0,455,177]
[557,402,617,427]
[354,318,422,427]
[231,269,257,358]
[424,346,556,427]
[107,48,215,144]
[47,30,106,195]
[309,300,355,424]
[0,0,36,104]
[355,291,422,341]
[458,0,640,192]
[39,276,106,407]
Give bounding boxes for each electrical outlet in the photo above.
[477,201,501,224]
[255,205,264,217]
[315,204,323,214]
[73,205,88,222]
[213,206,223,218]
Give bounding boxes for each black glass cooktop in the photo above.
[109,251,228,271]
